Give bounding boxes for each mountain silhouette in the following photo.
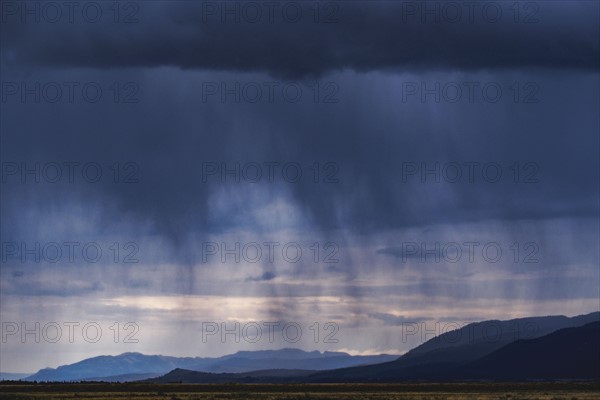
[460,321,600,380]
[304,319,600,382]
[24,348,397,382]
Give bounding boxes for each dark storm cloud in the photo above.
[0,2,598,263]
[377,246,419,260]
[245,271,277,282]
[1,1,598,77]
[1,68,598,253]
[2,274,104,297]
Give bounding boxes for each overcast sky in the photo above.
[1,1,599,373]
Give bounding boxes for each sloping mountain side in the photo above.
[24,348,397,382]
[399,312,600,368]
[305,321,600,382]
[460,321,600,380]
[300,311,600,381]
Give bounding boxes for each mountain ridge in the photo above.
[24,348,398,382]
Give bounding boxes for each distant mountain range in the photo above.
[23,348,398,382]
[149,312,599,383]
[14,311,599,383]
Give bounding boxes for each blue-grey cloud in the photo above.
[245,271,277,282]
[2,2,598,77]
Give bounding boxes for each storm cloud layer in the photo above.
[2,1,599,76]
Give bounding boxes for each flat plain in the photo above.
[1,382,599,400]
